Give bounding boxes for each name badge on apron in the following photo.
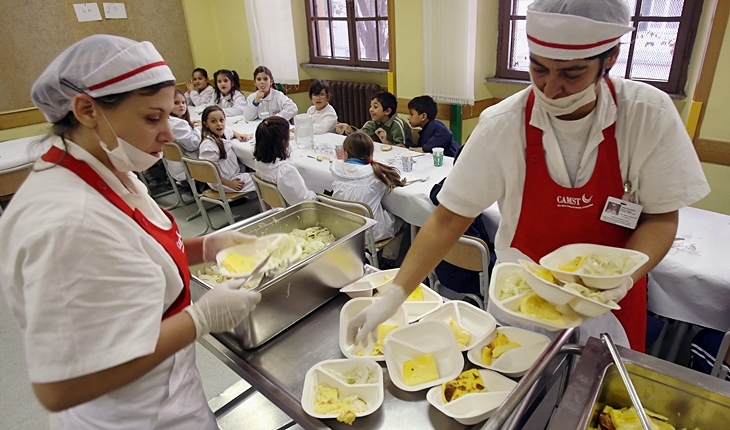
[600,181,642,229]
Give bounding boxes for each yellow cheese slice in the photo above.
[370,323,399,356]
[220,253,257,274]
[403,353,440,386]
[448,319,471,348]
[558,256,583,272]
[520,293,565,325]
[406,285,423,302]
[482,333,522,364]
[441,369,486,403]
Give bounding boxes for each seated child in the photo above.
[407,95,460,156]
[167,89,202,182]
[244,66,298,121]
[690,328,730,381]
[307,79,338,134]
[185,67,214,106]
[430,145,495,296]
[253,116,316,205]
[214,69,248,117]
[331,132,405,241]
[198,106,255,193]
[335,91,414,147]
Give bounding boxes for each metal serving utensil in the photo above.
[238,253,272,289]
[600,333,653,430]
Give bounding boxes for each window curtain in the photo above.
[422,0,478,105]
[244,0,300,85]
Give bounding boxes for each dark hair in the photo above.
[192,67,209,79]
[173,88,194,128]
[309,79,330,97]
[201,105,227,159]
[253,66,275,88]
[343,132,405,191]
[586,45,619,79]
[253,116,290,163]
[371,91,397,117]
[453,143,465,164]
[407,95,437,121]
[213,69,241,104]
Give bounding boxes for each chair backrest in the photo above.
[163,141,185,162]
[711,330,730,379]
[252,175,288,208]
[443,235,491,273]
[182,157,221,185]
[0,162,34,198]
[315,194,374,219]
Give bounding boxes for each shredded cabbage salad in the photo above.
[498,270,532,300]
[290,226,337,260]
[328,364,378,385]
[563,282,607,304]
[577,253,638,276]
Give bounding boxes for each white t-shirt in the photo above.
[549,110,594,187]
[0,137,214,429]
[439,77,710,261]
[306,104,338,134]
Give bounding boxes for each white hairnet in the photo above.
[31,34,176,123]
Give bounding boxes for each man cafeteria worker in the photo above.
[348,0,709,352]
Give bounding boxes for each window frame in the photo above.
[496,0,705,94]
[305,0,390,70]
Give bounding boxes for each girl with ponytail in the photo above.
[213,69,247,116]
[199,106,254,193]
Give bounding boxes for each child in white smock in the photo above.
[244,66,298,121]
[198,106,254,193]
[185,67,214,106]
[213,69,247,117]
[307,79,338,134]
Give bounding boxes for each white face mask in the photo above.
[98,110,161,173]
[530,75,597,117]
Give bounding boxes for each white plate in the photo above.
[339,298,408,361]
[421,301,497,351]
[339,268,400,298]
[426,369,518,425]
[466,326,550,377]
[383,320,464,392]
[539,244,649,290]
[489,263,584,331]
[519,260,575,306]
[301,358,383,421]
[215,233,301,278]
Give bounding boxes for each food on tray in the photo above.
[520,293,565,324]
[376,275,392,287]
[498,270,532,300]
[313,384,367,424]
[406,285,424,302]
[441,369,486,403]
[315,155,333,163]
[197,265,231,286]
[220,253,258,275]
[523,261,556,283]
[381,144,392,151]
[327,364,378,385]
[370,323,399,356]
[590,405,689,430]
[558,253,638,276]
[564,282,608,304]
[482,332,522,365]
[448,319,471,348]
[290,226,337,260]
[265,234,300,269]
[403,353,440,386]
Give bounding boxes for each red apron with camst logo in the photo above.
[41,146,191,319]
[510,77,646,352]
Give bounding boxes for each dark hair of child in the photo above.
[309,79,330,98]
[371,91,398,117]
[213,69,241,104]
[200,105,227,159]
[253,66,275,87]
[173,88,194,128]
[407,95,438,122]
[253,116,290,163]
[343,132,405,191]
[192,67,209,80]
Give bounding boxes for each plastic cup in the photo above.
[260,111,270,120]
[432,147,444,167]
[335,143,344,160]
[401,155,414,172]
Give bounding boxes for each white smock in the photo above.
[167,116,202,181]
[216,89,247,117]
[244,88,299,121]
[0,137,215,430]
[307,104,338,134]
[199,136,255,193]
[185,85,214,107]
[330,160,403,241]
[438,77,710,348]
[254,158,316,205]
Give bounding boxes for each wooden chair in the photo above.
[252,174,288,211]
[0,162,34,216]
[160,141,196,211]
[430,235,492,309]
[182,156,252,235]
[315,194,400,269]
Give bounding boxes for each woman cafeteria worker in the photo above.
[0,35,261,429]
[347,0,710,352]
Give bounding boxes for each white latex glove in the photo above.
[347,284,408,347]
[600,277,634,303]
[202,231,257,262]
[184,279,262,339]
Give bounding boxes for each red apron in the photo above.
[42,146,191,320]
[510,77,646,352]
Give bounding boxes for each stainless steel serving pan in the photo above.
[190,202,375,349]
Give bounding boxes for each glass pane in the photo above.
[629,21,678,81]
[310,0,330,18]
[509,19,530,71]
[608,28,633,78]
[379,20,390,61]
[313,20,332,58]
[628,0,637,16]
[640,0,684,17]
[377,0,388,17]
[331,0,346,18]
[332,20,350,59]
[357,21,378,61]
[355,0,376,17]
[513,0,534,16]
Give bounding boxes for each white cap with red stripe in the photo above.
[32,34,175,123]
[526,0,634,60]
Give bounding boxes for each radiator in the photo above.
[328,81,383,128]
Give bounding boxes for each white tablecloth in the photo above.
[0,135,47,171]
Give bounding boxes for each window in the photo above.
[305,0,389,69]
[496,0,704,94]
